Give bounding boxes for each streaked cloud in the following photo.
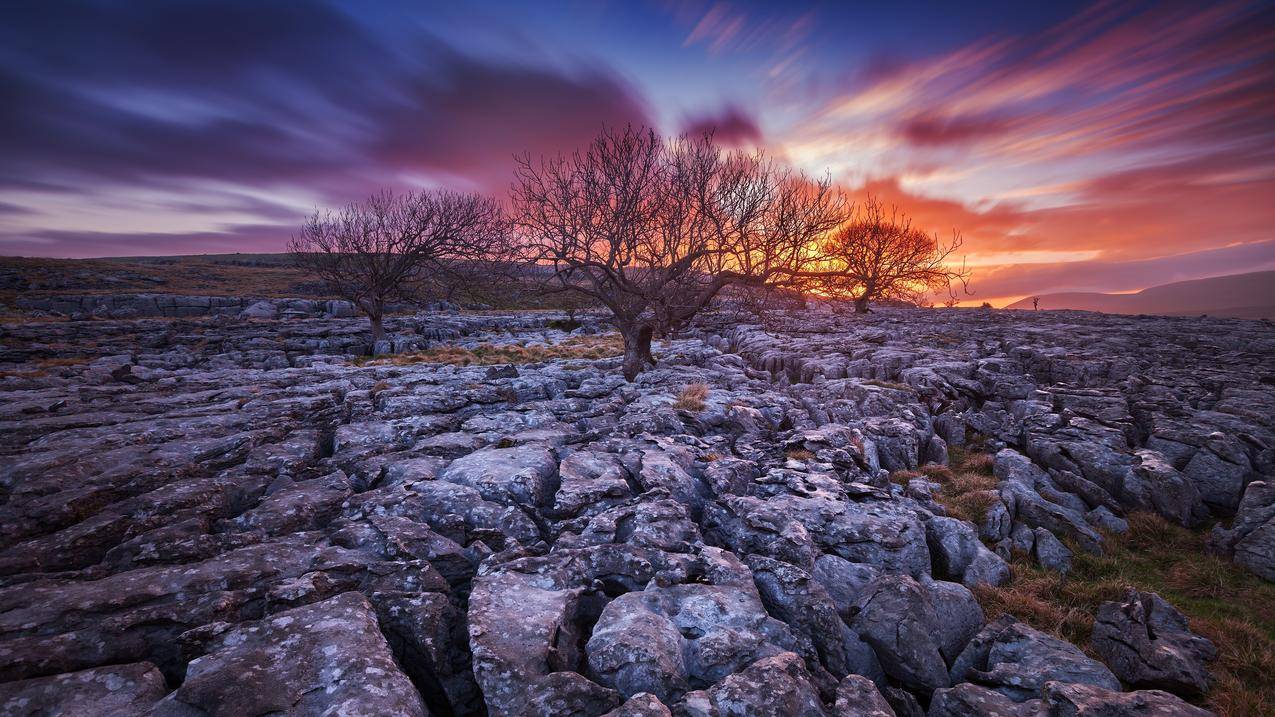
[1,0,1271,301]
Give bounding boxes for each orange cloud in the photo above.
[772,0,1275,296]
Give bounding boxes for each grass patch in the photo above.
[950,450,1275,716]
[903,452,999,524]
[357,334,623,367]
[673,382,710,412]
[786,448,816,462]
[862,378,915,391]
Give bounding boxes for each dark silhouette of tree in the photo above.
[1032,296,1040,310]
[512,126,847,379]
[813,195,969,313]
[289,189,508,342]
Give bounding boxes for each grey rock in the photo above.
[0,662,167,717]
[604,693,674,716]
[1039,680,1214,716]
[1032,527,1074,574]
[925,516,1010,587]
[926,683,1037,717]
[1209,480,1275,581]
[676,652,829,717]
[439,444,559,507]
[833,674,895,716]
[849,574,951,695]
[1091,589,1216,698]
[150,592,427,716]
[950,615,1120,702]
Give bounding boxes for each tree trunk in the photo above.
[621,324,655,381]
[370,313,386,343]
[638,325,656,367]
[854,296,870,314]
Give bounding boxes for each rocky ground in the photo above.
[0,305,1272,716]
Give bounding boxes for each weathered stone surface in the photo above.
[927,683,1037,717]
[1209,480,1275,581]
[1091,590,1215,698]
[849,575,952,695]
[1039,680,1214,716]
[1032,527,1074,574]
[150,592,427,716]
[949,616,1120,702]
[833,674,896,716]
[439,444,560,507]
[675,652,829,717]
[2,306,1271,714]
[0,662,167,717]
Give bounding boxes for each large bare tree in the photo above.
[812,195,969,313]
[512,126,847,380]
[289,189,508,341]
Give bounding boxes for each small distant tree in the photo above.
[289,189,507,341]
[512,126,847,380]
[1032,296,1040,310]
[814,195,969,313]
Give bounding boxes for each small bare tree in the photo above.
[813,195,969,313]
[512,126,847,380]
[289,189,507,341]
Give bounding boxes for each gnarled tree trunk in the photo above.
[621,324,655,381]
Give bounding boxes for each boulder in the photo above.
[925,516,1009,587]
[1209,480,1275,581]
[439,444,559,507]
[150,592,427,716]
[676,652,829,717]
[1032,528,1073,574]
[833,674,896,716]
[1039,680,1214,716]
[238,300,278,320]
[926,683,1037,717]
[949,616,1120,702]
[1090,590,1215,698]
[0,662,167,717]
[849,574,951,695]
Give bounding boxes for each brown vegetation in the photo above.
[673,383,710,412]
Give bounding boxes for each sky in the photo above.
[1,0,1272,305]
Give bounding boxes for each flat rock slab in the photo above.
[150,592,427,717]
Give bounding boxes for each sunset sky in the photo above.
[1,0,1272,305]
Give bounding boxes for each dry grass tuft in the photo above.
[786,448,816,462]
[37,356,90,368]
[359,334,623,367]
[862,378,915,392]
[673,382,710,412]
[911,456,999,524]
[888,469,921,486]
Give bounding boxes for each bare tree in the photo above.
[289,189,508,341]
[813,194,969,313]
[512,126,847,380]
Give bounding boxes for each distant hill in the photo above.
[1005,271,1275,319]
